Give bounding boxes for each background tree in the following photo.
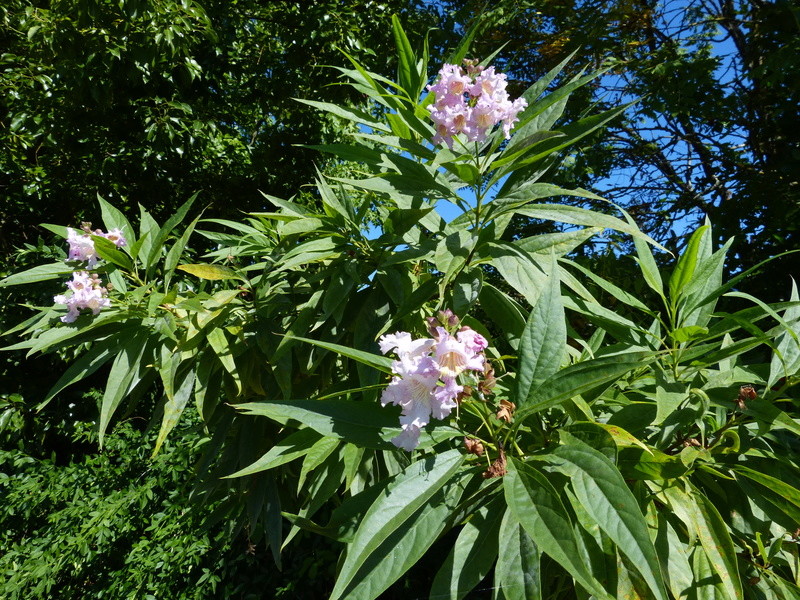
[0,0,439,251]
[440,0,800,300]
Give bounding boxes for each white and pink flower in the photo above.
[66,226,127,267]
[54,271,111,323]
[378,321,487,451]
[427,61,528,149]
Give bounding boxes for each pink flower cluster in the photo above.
[379,325,488,451]
[54,271,111,323]
[67,226,127,268]
[427,61,528,149]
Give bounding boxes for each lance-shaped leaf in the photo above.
[548,433,669,600]
[98,194,134,244]
[236,399,460,450]
[504,204,665,251]
[0,262,76,287]
[431,494,505,600]
[338,472,469,600]
[493,507,541,600]
[287,335,393,373]
[225,428,323,479]
[177,263,241,281]
[733,465,800,524]
[329,450,465,600]
[294,98,391,133]
[144,194,197,277]
[768,279,800,388]
[669,225,708,306]
[654,511,693,600]
[504,457,614,600]
[391,15,419,100]
[516,351,657,421]
[152,366,194,456]
[660,484,743,600]
[98,329,151,446]
[515,252,565,407]
[37,334,122,409]
[479,283,526,350]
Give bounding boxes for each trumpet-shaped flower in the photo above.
[457,328,488,354]
[378,332,434,361]
[66,226,127,267]
[66,228,100,267]
[379,322,488,451]
[434,327,484,378]
[104,228,128,248]
[54,271,111,323]
[427,61,527,148]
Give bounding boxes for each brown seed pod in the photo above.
[463,437,485,457]
[482,448,507,479]
[496,399,516,423]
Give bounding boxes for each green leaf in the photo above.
[431,495,505,600]
[516,351,656,420]
[452,268,483,316]
[515,228,602,257]
[294,98,391,133]
[144,194,197,277]
[619,208,666,300]
[768,279,800,388]
[563,259,651,313]
[38,335,123,410]
[505,458,613,599]
[329,450,465,600]
[549,433,669,600]
[97,194,134,244]
[669,225,708,304]
[488,183,605,219]
[39,223,69,238]
[339,473,468,600]
[225,428,322,478]
[681,238,733,328]
[492,102,635,191]
[298,435,341,492]
[98,330,150,446]
[493,507,541,600]
[508,204,665,251]
[236,399,460,450]
[164,214,202,285]
[176,263,240,281]
[488,241,548,307]
[135,205,159,261]
[206,327,240,394]
[391,15,418,100]
[654,511,693,600]
[515,253,565,406]
[0,262,75,287]
[91,235,133,270]
[661,485,742,600]
[287,335,393,374]
[745,400,800,437]
[152,366,194,456]
[478,283,526,350]
[733,465,800,520]
[670,325,709,343]
[617,447,688,481]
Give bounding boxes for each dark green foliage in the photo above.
[0,0,439,251]
[0,405,339,599]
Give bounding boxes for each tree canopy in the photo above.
[443,0,799,299]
